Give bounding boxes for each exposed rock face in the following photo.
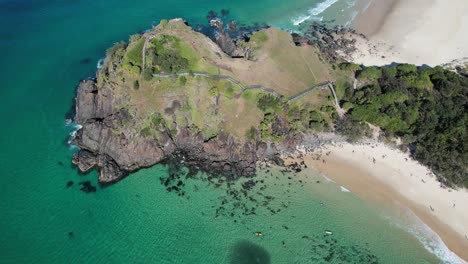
[72,80,167,183]
[72,80,263,184]
[301,22,365,62]
[210,19,254,59]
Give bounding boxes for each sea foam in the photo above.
[292,0,339,25]
[386,208,467,264]
[340,186,351,192]
[67,122,82,146]
[97,58,104,69]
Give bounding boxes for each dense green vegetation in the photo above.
[254,92,335,142]
[148,35,191,73]
[340,64,468,187]
[125,36,145,68]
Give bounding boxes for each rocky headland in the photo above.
[71,19,337,184]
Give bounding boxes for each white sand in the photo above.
[285,141,468,261]
[351,0,468,66]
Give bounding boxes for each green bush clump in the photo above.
[382,66,397,78]
[106,41,127,60]
[401,72,432,89]
[149,35,191,73]
[142,68,153,81]
[257,94,281,113]
[153,53,189,73]
[133,80,139,89]
[125,38,145,67]
[179,76,187,85]
[246,127,258,142]
[397,64,417,74]
[357,67,382,80]
[339,62,362,72]
[335,118,371,143]
[140,127,151,137]
[151,114,165,128]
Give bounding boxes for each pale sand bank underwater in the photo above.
[351,0,468,66]
[284,140,468,262]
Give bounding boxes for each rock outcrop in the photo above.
[209,19,254,59]
[72,80,264,184]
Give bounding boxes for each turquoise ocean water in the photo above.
[0,0,460,263]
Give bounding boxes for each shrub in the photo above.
[179,76,187,85]
[142,69,153,81]
[257,94,281,112]
[358,67,382,80]
[106,41,127,60]
[133,80,139,89]
[129,34,142,43]
[382,66,397,77]
[246,127,258,142]
[402,72,432,89]
[335,118,371,143]
[140,127,151,137]
[151,114,164,128]
[125,38,145,67]
[339,62,362,72]
[342,102,354,111]
[208,86,219,96]
[153,53,189,73]
[397,64,417,74]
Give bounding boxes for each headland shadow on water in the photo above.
[229,240,271,264]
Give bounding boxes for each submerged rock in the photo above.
[78,181,97,193]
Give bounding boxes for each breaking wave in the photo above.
[386,207,466,264]
[291,0,339,26]
[340,186,351,192]
[66,121,82,146]
[97,58,104,69]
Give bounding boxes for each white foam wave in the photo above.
[292,0,339,26]
[96,58,104,69]
[340,186,351,192]
[67,123,82,145]
[385,208,467,264]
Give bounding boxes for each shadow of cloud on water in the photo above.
[229,240,271,264]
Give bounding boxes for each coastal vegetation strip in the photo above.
[339,63,468,188]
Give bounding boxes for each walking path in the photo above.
[153,71,344,116]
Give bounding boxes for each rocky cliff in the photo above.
[72,79,267,184]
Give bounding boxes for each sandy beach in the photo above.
[284,140,468,262]
[351,0,468,66]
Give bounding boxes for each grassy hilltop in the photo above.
[96,19,341,145]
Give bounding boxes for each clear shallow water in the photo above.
[0,0,451,263]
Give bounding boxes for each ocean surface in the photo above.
[0,0,457,263]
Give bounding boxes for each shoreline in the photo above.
[350,0,468,66]
[283,140,468,262]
